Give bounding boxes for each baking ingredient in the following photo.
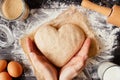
[0,72,12,80]
[2,0,24,20]
[35,24,85,67]
[103,66,120,80]
[0,24,14,48]
[0,59,7,72]
[98,62,120,80]
[7,61,23,77]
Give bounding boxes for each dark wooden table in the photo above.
[0,0,120,80]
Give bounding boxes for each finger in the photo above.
[60,56,86,80]
[26,37,34,52]
[26,37,39,52]
[76,38,91,57]
[26,37,43,55]
[59,67,77,80]
[64,56,86,73]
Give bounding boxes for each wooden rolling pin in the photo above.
[81,0,120,27]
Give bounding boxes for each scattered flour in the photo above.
[25,2,120,79]
[26,3,119,60]
[7,2,120,80]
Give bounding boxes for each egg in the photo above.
[0,59,7,72]
[7,61,23,78]
[0,72,12,80]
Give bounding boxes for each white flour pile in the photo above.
[10,2,120,80]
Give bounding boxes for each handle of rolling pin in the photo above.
[81,0,112,16]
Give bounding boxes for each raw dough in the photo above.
[35,23,85,67]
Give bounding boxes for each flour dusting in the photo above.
[27,3,119,59]
[0,2,118,80]
[23,2,120,79]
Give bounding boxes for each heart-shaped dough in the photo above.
[34,6,99,67]
[35,23,85,67]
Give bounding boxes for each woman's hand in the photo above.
[26,38,58,80]
[26,37,91,80]
[59,38,91,80]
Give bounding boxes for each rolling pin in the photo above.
[81,0,120,27]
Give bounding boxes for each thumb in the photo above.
[59,67,77,80]
[76,38,91,57]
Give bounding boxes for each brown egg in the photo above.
[0,72,12,80]
[7,61,23,78]
[0,59,7,72]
